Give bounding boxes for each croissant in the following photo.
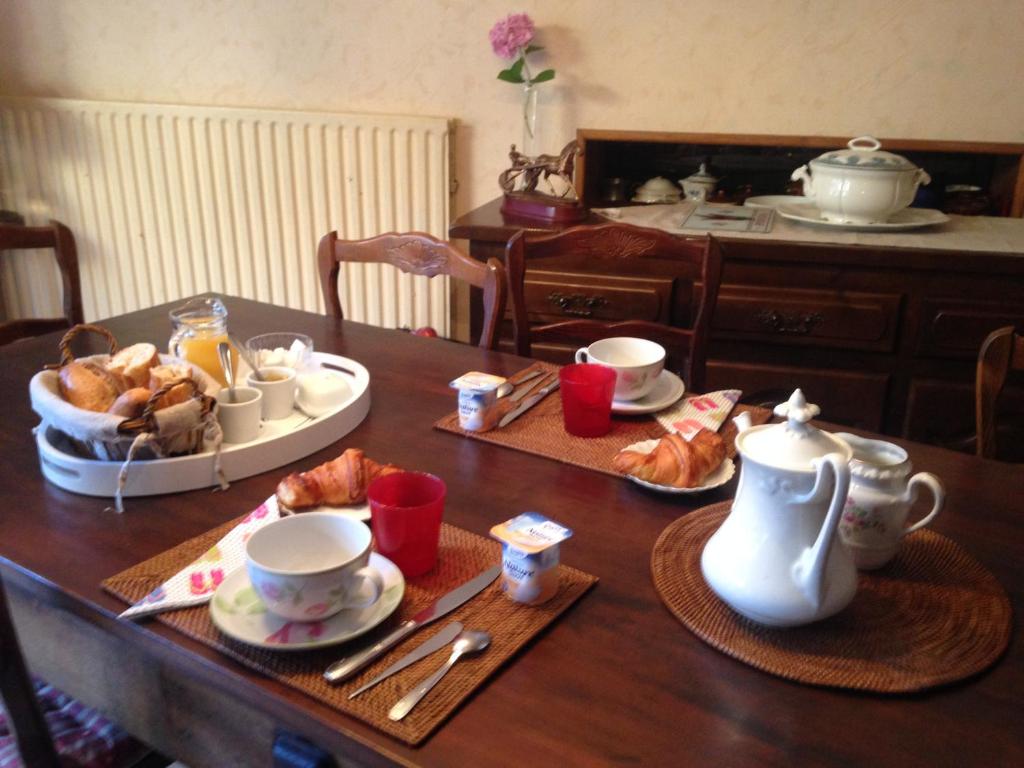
[275,448,401,510]
[613,429,726,488]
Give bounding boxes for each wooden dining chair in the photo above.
[0,220,85,346]
[0,577,162,767]
[975,325,1024,460]
[317,231,507,350]
[505,223,723,393]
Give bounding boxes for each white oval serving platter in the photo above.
[35,351,370,498]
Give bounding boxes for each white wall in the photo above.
[3,0,1022,220]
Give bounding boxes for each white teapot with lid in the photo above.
[701,390,858,626]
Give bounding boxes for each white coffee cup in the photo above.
[215,387,263,443]
[574,337,666,401]
[245,513,384,621]
[247,366,297,420]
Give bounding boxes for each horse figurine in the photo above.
[499,140,579,198]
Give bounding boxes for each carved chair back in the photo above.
[317,231,507,350]
[976,325,1024,460]
[0,221,84,346]
[506,223,722,393]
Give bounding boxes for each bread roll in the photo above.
[107,387,153,419]
[106,343,160,388]
[153,382,193,410]
[147,364,196,410]
[148,363,193,390]
[59,361,125,412]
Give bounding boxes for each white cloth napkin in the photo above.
[655,390,741,440]
[118,495,282,619]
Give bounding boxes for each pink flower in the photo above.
[489,13,535,60]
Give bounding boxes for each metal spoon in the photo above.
[217,341,236,403]
[387,630,491,721]
[228,333,263,382]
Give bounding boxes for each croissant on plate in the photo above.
[612,429,726,488]
[275,448,402,510]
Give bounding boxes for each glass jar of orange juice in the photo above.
[168,297,236,387]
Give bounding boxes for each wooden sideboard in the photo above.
[450,198,1024,451]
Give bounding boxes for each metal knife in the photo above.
[508,368,542,387]
[347,621,463,699]
[507,371,550,403]
[499,377,561,427]
[324,565,500,684]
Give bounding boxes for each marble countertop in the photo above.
[594,202,1024,255]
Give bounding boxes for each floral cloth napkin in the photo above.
[118,496,281,619]
[655,390,741,440]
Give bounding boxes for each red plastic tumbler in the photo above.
[367,471,446,578]
[559,363,617,437]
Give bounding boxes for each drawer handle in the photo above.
[547,292,609,318]
[755,309,824,335]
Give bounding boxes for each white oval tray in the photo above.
[35,352,370,498]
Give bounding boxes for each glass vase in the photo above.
[521,83,540,159]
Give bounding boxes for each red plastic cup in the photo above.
[367,471,445,578]
[559,363,617,437]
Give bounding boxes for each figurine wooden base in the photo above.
[500,193,588,225]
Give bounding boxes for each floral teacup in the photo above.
[574,337,665,401]
[245,512,383,621]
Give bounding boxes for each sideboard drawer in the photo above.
[712,285,902,352]
[915,299,1024,360]
[521,269,674,324]
[706,360,889,431]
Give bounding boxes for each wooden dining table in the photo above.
[1,295,1021,767]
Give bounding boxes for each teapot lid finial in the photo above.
[736,388,850,470]
[774,389,820,432]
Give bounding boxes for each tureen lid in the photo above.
[811,136,917,172]
[637,176,680,194]
[737,389,851,470]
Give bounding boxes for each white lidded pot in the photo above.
[701,389,858,626]
[790,136,931,225]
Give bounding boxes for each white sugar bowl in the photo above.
[295,370,352,416]
[791,136,931,224]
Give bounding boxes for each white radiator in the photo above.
[0,97,453,333]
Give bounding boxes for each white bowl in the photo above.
[295,370,352,416]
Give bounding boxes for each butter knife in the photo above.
[324,565,500,684]
[498,377,561,427]
[347,621,463,699]
[507,371,549,403]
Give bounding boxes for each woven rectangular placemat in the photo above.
[102,518,597,745]
[434,362,769,476]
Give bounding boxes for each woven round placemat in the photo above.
[651,502,1012,693]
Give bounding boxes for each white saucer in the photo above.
[776,203,949,231]
[743,195,814,209]
[209,553,403,650]
[612,370,686,415]
[618,439,736,494]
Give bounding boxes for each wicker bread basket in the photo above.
[30,324,220,461]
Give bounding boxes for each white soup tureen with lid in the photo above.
[790,136,931,225]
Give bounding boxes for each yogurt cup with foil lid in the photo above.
[450,371,506,432]
[490,512,573,605]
